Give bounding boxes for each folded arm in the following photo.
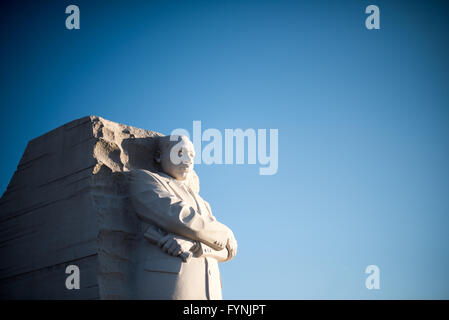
[129,169,230,251]
[160,234,231,262]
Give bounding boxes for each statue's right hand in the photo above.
[225,230,238,260]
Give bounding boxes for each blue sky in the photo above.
[1,0,448,299]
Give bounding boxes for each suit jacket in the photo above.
[129,169,229,300]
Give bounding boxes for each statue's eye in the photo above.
[178,150,183,156]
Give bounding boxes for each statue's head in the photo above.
[154,135,195,181]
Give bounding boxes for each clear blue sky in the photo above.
[1,0,448,299]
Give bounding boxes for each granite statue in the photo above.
[129,135,238,299]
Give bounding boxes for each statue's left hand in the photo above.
[157,234,197,257]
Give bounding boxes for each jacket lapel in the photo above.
[157,172,185,200]
[157,172,202,214]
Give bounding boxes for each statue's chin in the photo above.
[175,173,188,181]
[167,170,189,181]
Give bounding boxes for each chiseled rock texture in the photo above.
[0,116,195,299]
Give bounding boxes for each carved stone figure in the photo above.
[129,135,237,299]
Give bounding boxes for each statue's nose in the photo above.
[187,153,195,163]
[183,155,193,165]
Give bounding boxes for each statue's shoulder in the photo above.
[129,169,168,184]
[129,168,158,181]
[130,168,155,176]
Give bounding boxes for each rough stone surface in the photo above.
[0,116,200,299]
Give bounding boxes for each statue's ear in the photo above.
[154,150,161,164]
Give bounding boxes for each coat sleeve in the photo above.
[129,169,229,251]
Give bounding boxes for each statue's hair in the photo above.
[156,135,184,153]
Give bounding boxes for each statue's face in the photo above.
[160,136,195,181]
